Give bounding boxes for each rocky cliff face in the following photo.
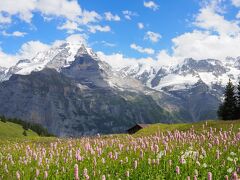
[0,42,237,136]
[0,44,176,136]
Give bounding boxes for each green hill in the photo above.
[0,121,39,138]
[134,120,240,136]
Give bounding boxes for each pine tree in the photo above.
[23,130,27,136]
[236,80,240,119]
[218,79,237,120]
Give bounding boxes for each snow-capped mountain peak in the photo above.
[0,42,101,81]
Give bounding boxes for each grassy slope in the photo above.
[135,120,240,136]
[0,121,39,138]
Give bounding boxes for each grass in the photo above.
[0,121,39,138]
[0,120,239,179]
[135,120,240,136]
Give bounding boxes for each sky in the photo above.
[1,0,240,68]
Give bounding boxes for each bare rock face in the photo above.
[0,68,174,136]
[0,42,236,136]
[0,44,176,137]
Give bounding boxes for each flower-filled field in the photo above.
[0,121,239,180]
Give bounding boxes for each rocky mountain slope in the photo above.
[0,43,177,136]
[0,42,238,136]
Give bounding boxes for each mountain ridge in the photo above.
[0,42,238,136]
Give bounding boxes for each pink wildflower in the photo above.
[176,166,180,175]
[74,164,79,180]
[207,172,212,180]
[16,171,20,180]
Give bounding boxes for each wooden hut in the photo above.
[127,124,149,134]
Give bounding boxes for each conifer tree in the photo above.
[218,79,237,120]
[236,80,240,119]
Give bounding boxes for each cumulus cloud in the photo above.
[130,43,155,55]
[88,25,111,33]
[104,12,120,21]
[0,0,82,23]
[0,49,17,68]
[138,22,144,29]
[122,10,137,20]
[170,30,240,60]
[0,0,109,34]
[144,31,161,43]
[232,0,240,7]
[0,33,88,68]
[57,20,83,34]
[2,31,27,37]
[143,1,159,11]
[194,7,240,36]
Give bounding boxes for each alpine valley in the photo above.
[0,42,239,136]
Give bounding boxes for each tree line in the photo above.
[218,80,240,120]
[0,115,53,137]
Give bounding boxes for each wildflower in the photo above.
[180,157,186,164]
[194,169,198,176]
[232,172,238,180]
[227,168,233,173]
[225,175,228,180]
[157,151,164,159]
[169,160,172,166]
[44,171,48,179]
[236,166,240,174]
[134,160,138,169]
[202,163,207,168]
[36,169,40,177]
[126,171,129,177]
[74,164,79,180]
[207,172,212,180]
[102,175,106,180]
[176,166,180,175]
[16,171,20,180]
[102,158,105,164]
[227,157,233,162]
[216,150,220,159]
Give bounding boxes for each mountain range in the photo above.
[0,42,239,136]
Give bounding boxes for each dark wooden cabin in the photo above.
[127,124,149,134]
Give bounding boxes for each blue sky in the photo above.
[1,0,240,67]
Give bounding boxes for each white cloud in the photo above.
[138,22,144,29]
[88,25,111,33]
[0,33,88,68]
[65,34,88,45]
[78,10,102,25]
[143,1,159,11]
[18,41,50,60]
[122,10,137,20]
[101,41,116,47]
[97,51,156,70]
[0,0,82,23]
[130,43,155,55]
[0,0,105,34]
[0,14,12,24]
[144,31,162,43]
[0,49,17,68]
[194,7,240,36]
[104,12,120,21]
[0,40,49,68]
[170,30,240,60]
[37,0,82,21]
[57,20,83,34]
[2,31,27,37]
[236,11,240,19]
[232,0,240,7]
[0,0,36,23]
